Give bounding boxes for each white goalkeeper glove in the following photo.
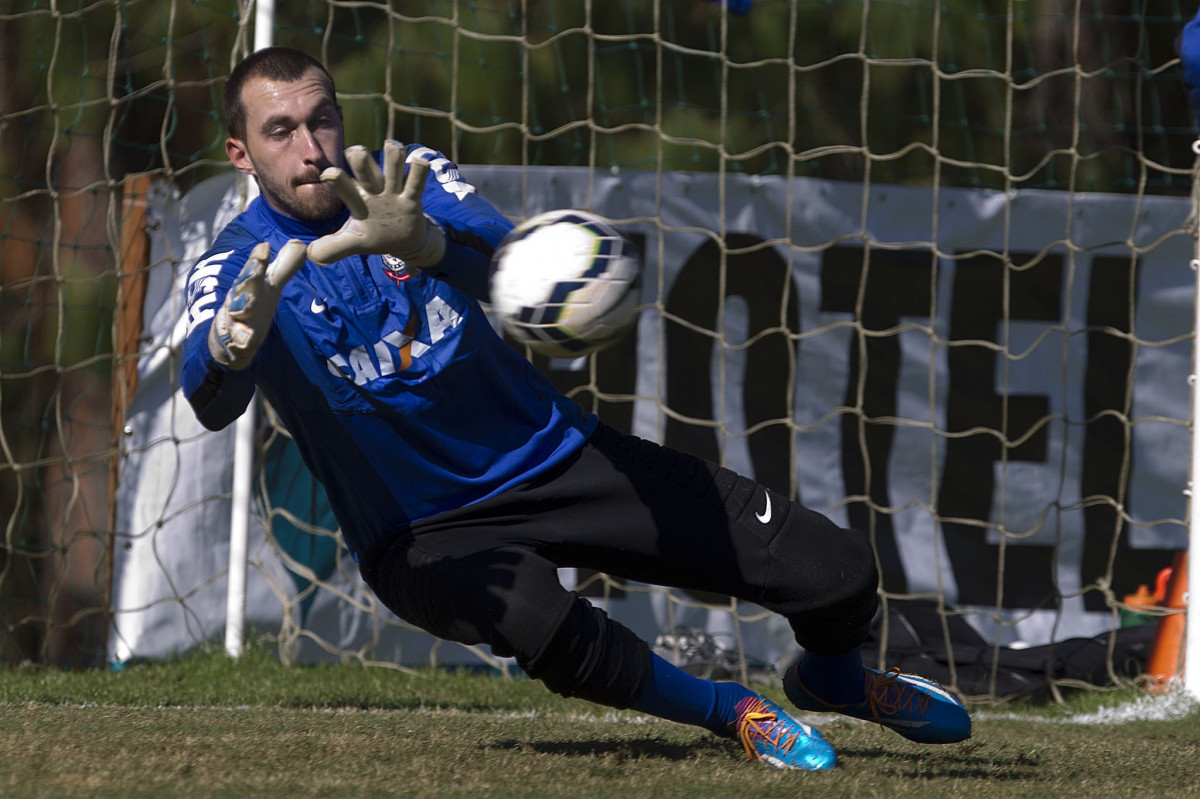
[307,139,447,268]
[208,239,308,370]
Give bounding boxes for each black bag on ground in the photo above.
[859,599,1157,701]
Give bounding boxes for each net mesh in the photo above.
[1,1,1196,699]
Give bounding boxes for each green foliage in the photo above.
[5,1,1195,195]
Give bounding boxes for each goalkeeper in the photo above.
[181,46,970,772]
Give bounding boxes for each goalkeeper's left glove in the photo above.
[307,139,447,268]
[208,239,307,370]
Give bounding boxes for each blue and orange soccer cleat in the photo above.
[783,663,971,744]
[730,695,837,771]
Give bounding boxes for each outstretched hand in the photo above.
[208,239,307,370]
[308,139,447,268]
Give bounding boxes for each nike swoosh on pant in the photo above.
[755,491,772,524]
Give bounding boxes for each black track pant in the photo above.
[359,422,878,709]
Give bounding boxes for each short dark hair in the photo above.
[223,47,337,140]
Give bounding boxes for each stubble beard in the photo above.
[255,165,344,222]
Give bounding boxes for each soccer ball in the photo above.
[489,209,642,358]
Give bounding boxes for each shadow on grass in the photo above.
[484,735,733,762]
[484,736,1042,783]
[833,743,1040,781]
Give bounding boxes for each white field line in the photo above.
[5,692,1198,726]
[974,688,1200,725]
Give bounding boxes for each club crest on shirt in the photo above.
[381,253,414,284]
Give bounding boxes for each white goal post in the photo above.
[1187,138,1200,699]
[222,0,280,663]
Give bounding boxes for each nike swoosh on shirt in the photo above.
[311,298,327,313]
[755,491,772,524]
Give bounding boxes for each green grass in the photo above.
[2,648,1199,798]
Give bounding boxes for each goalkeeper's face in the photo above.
[227,69,346,222]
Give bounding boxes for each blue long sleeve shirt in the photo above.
[180,146,598,558]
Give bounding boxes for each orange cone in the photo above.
[1145,551,1189,689]
[1122,583,1159,627]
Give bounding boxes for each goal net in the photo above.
[1,1,1196,700]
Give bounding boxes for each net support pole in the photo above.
[111,175,155,661]
[224,408,255,659]
[225,0,275,660]
[254,0,275,52]
[1187,139,1200,700]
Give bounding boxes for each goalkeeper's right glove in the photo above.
[208,239,307,370]
[307,140,446,268]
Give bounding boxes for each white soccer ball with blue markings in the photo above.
[490,209,641,358]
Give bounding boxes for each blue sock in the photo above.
[631,653,757,737]
[794,646,867,704]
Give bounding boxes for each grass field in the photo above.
[1,648,1198,798]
